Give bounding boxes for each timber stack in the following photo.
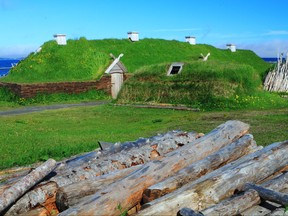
[0,120,287,216]
[264,52,288,92]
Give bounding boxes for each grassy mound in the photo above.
[2,37,285,110]
[2,38,270,83]
[118,60,286,110]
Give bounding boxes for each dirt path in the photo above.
[0,101,108,116]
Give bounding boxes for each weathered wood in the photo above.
[0,159,57,214]
[56,165,141,211]
[243,183,288,206]
[59,130,198,169]
[137,140,288,216]
[200,172,288,216]
[51,130,201,187]
[4,181,59,216]
[267,207,288,216]
[177,208,203,216]
[264,52,288,92]
[0,168,34,194]
[177,207,203,216]
[58,120,249,216]
[142,134,257,203]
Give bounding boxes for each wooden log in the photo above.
[56,165,141,211]
[59,130,198,170]
[243,183,288,206]
[51,130,201,187]
[201,170,288,216]
[177,207,203,216]
[0,159,57,214]
[136,140,288,216]
[58,120,250,216]
[202,189,261,216]
[4,181,59,216]
[0,131,199,190]
[0,167,34,194]
[142,134,257,203]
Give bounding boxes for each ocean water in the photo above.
[0,58,21,77]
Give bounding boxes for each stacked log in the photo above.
[0,130,201,215]
[138,140,288,215]
[58,120,250,215]
[264,52,288,92]
[0,120,287,216]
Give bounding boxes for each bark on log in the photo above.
[56,165,141,211]
[0,168,33,194]
[51,130,201,187]
[243,183,288,206]
[142,134,257,203]
[58,120,249,216]
[59,130,198,170]
[4,181,59,216]
[201,170,288,216]
[0,159,57,214]
[177,208,203,216]
[137,140,288,216]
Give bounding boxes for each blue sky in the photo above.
[1,0,288,58]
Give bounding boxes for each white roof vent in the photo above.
[53,34,67,45]
[127,32,139,42]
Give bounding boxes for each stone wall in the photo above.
[0,76,111,98]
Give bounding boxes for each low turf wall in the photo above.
[0,76,111,98]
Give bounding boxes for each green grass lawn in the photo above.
[0,104,287,170]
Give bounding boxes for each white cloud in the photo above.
[0,45,38,58]
[238,40,288,57]
[264,30,288,36]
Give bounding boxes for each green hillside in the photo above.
[2,38,270,83]
[2,37,285,110]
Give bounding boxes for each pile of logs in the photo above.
[264,52,288,92]
[0,120,287,216]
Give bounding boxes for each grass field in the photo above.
[0,104,287,170]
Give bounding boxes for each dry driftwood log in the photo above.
[142,134,258,203]
[264,52,288,92]
[56,165,141,211]
[137,140,288,216]
[59,134,257,211]
[58,120,249,216]
[0,166,38,195]
[244,183,288,206]
[199,171,288,216]
[51,130,201,187]
[60,131,182,169]
[4,181,59,216]
[0,159,56,215]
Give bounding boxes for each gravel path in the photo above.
[0,101,108,116]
